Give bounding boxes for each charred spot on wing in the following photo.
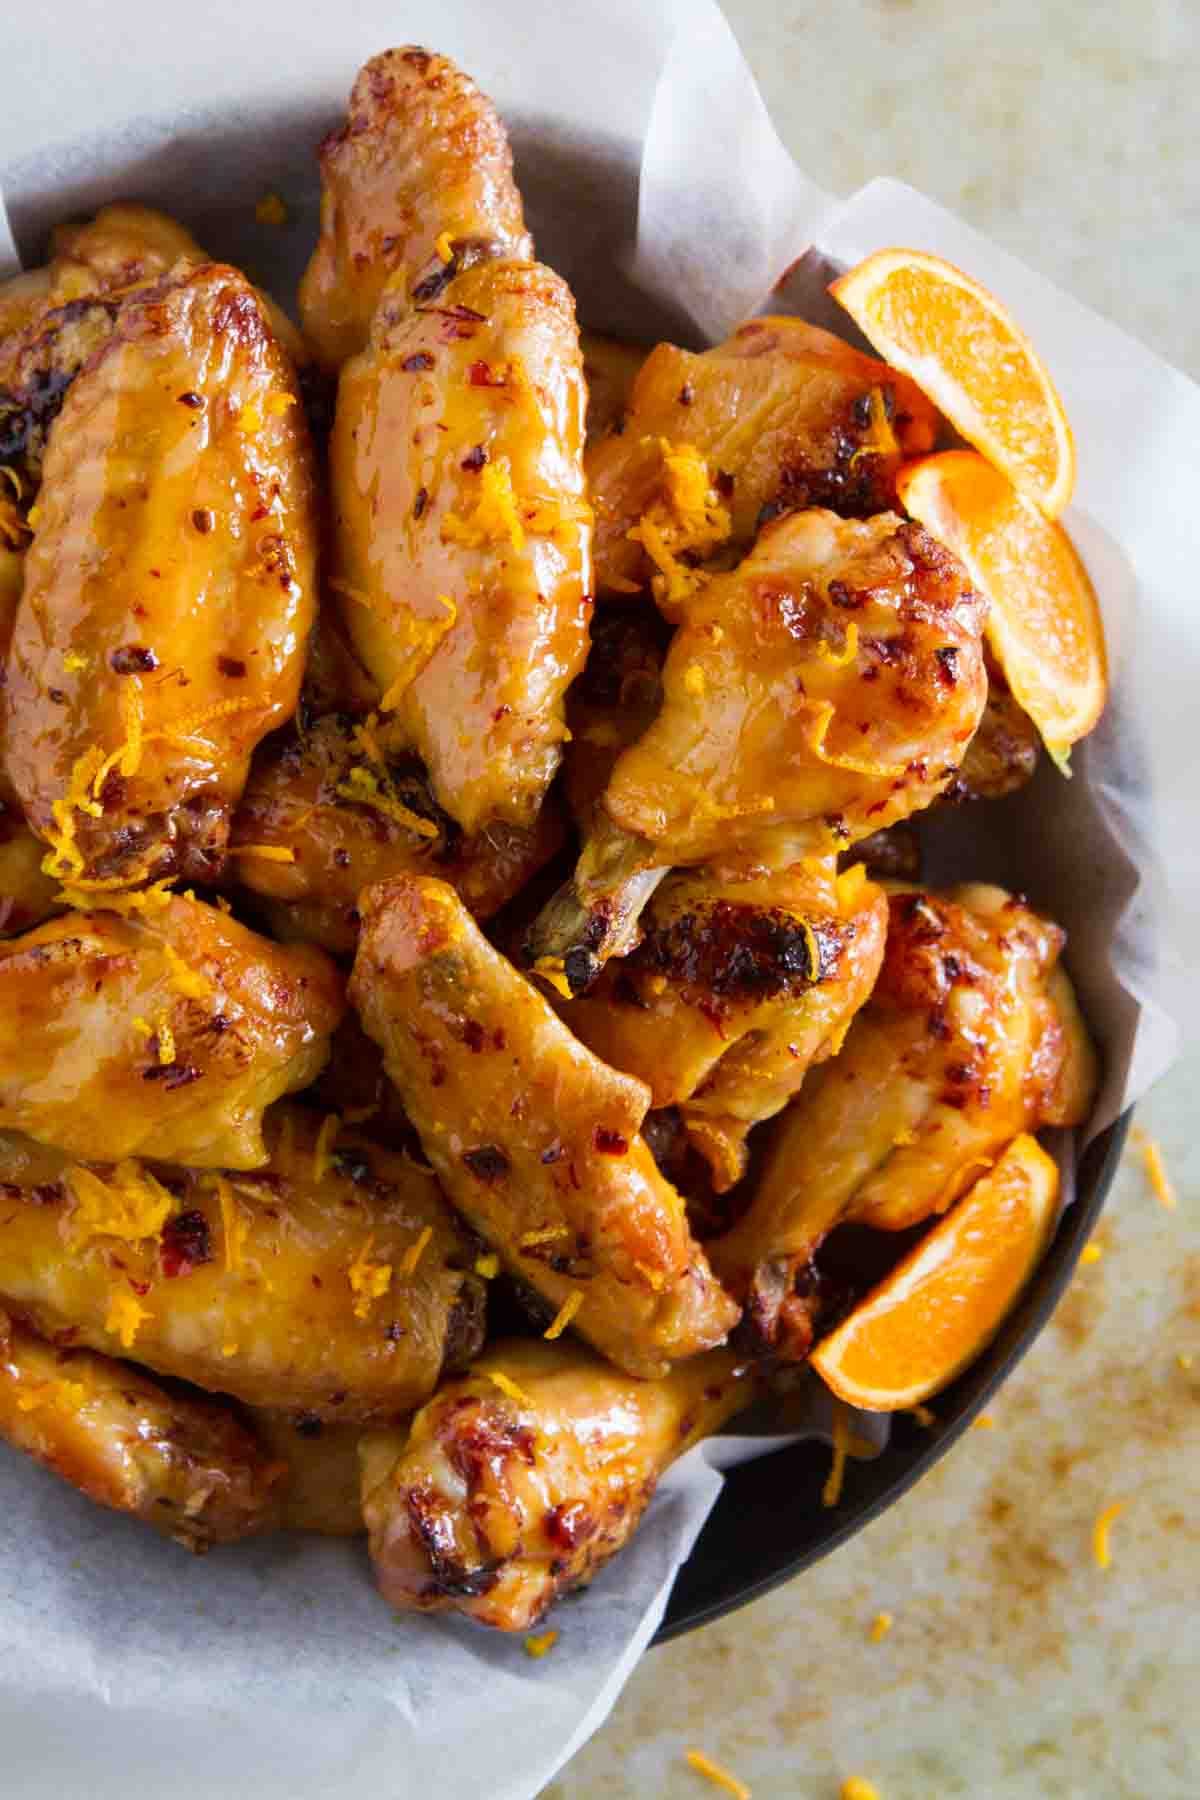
[0,297,122,492]
[637,900,841,1002]
[461,1144,510,1183]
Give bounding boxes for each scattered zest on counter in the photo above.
[523,1630,559,1659]
[1092,1500,1126,1571]
[868,1610,894,1643]
[1132,1128,1177,1210]
[685,1747,752,1799]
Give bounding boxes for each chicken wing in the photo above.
[0,1308,280,1548]
[950,662,1041,802]
[560,859,888,1192]
[587,315,939,602]
[248,1411,367,1536]
[350,876,739,1378]
[230,714,564,956]
[709,883,1099,1357]
[529,509,987,986]
[0,812,62,935]
[0,896,344,1168]
[2,262,318,889]
[329,255,592,832]
[299,48,532,370]
[580,330,646,446]
[0,1107,485,1419]
[360,1339,752,1630]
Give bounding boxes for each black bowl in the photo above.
[655,1113,1130,1640]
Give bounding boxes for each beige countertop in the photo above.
[547,4,1200,1794]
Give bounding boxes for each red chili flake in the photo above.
[217,655,246,679]
[461,444,489,472]
[468,359,507,387]
[413,486,429,518]
[160,1209,213,1279]
[109,644,159,674]
[402,351,436,372]
[593,1127,629,1155]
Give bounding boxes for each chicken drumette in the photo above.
[709,883,1099,1357]
[529,508,988,989]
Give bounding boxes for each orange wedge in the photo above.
[810,1134,1059,1411]
[896,450,1106,758]
[830,249,1075,517]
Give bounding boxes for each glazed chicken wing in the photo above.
[360,1339,752,1630]
[560,859,888,1192]
[350,876,739,1378]
[230,714,563,956]
[580,330,646,446]
[530,509,987,986]
[299,47,532,370]
[0,1309,280,1548]
[587,315,938,601]
[0,813,62,936]
[0,1108,485,1419]
[2,262,318,889]
[709,883,1099,1357]
[0,896,344,1168]
[951,662,1041,802]
[330,255,592,832]
[248,1411,367,1536]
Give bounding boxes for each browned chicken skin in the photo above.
[299,48,532,370]
[248,1410,367,1535]
[350,876,739,1378]
[952,664,1041,802]
[231,714,564,956]
[560,859,888,1192]
[580,330,646,446]
[361,1339,752,1630]
[2,263,318,889]
[330,256,592,832]
[0,812,63,936]
[709,883,1099,1357]
[587,315,939,601]
[530,508,988,987]
[0,897,344,1169]
[0,1308,282,1548]
[0,1107,485,1419]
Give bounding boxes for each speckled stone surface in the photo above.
[544,5,1200,1793]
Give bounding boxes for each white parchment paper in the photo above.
[1,3,1198,1795]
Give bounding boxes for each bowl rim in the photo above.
[653,1108,1131,1643]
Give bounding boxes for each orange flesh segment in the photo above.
[811,1133,1059,1411]
[831,248,1075,518]
[896,450,1106,753]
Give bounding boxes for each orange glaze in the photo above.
[361,1339,752,1629]
[349,876,739,1378]
[0,895,344,1168]
[330,255,592,832]
[710,882,1098,1357]
[299,47,532,370]
[2,263,318,887]
[0,1106,485,1419]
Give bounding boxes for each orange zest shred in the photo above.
[348,1235,393,1319]
[1093,1500,1125,1570]
[543,1289,584,1341]
[626,439,732,615]
[532,956,574,1000]
[908,1404,937,1428]
[868,1610,894,1643]
[41,747,107,880]
[334,764,440,838]
[684,1748,751,1799]
[442,460,526,552]
[235,401,264,435]
[267,392,297,417]
[434,231,454,265]
[313,1113,340,1183]
[154,1011,176,1066]
[848,386,898,468]
[972,1413,997,1430]
[91,679,145,798]
[65,1160,176,1247]
[229,843,297,863]
[841,1781,882,1800]
[1080,1243,1103,1265]
[56,875,174,916]
[216,1176,245,1273]
[400,1224,434,1277]
[62,650,89,674]
[164,944,213,1000]
[518,1226,569,1249]
[1132,1127,1176,1210]
[482,1369,534,1406]
[816,621,860,667]
[105,1292,151,1351]
[523,1629,559,1658]
[822,1400,851,1508]
[474,1252,500,1279]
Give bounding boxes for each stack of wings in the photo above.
[0,48,1097,1630]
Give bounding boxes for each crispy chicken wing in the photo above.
[587,315,939,601]
[530,509,987,986]
[2,263,318,889]
[330,256,592,832]
[231,714,564,956]
[951,663,1041,802]
[299,48,532,370]
[0,896,344,1168]
[360,1339,752,1629]
[560,860,887,1192]
[350,876,739,1378]
[0,1308,280,1548]
[709,883,1099,1357]
[0,1107,485,1419]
